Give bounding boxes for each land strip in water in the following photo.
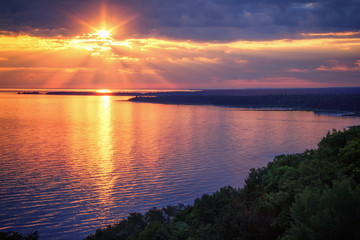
[129,88,360,116]
[16,87,360,115]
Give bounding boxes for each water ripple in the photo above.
[0,95,359,239]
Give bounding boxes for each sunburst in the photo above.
[96,29,111,39]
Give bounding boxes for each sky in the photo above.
[0,0,359,89]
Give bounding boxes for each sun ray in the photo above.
[100,0,107,30]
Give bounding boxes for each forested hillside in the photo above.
[84,126,360,240]
[130,94,360,113]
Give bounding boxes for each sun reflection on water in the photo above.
[98,95,113,163]
[93,95,115,219]
[65,96,117,223]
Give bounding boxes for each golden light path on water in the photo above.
[96,96,114,216]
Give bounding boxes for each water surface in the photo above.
[0,92,359,239]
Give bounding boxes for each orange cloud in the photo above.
[300,31,360,37]
[1,33,360,56]
[0,67,85,72]
[287,68,308,73]
[1,30,360,89]
[316,60,360,72]
[235,59,247,64]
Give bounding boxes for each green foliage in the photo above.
[84,206,184,240]
[282,179,360,240]
[168,222,190,240]
[339,137,360,182]
[139,221,168,240]
[82,126,360,240]
[0,231,38,240]
[173,186,245,240]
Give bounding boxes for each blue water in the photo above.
[0,92,359,239]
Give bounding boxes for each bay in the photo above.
[1,92,359,239]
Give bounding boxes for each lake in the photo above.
[1,92,359,239]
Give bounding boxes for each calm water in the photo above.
[1,92,359,239]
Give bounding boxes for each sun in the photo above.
[96,29,111,39]
[97,89,112,94]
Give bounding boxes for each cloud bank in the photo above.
[1,0,360,40]
[0,0,359,89]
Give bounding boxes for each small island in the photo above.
[17,91,41,94]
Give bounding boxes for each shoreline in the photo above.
[13,89,360,116]
[128,95,360,117]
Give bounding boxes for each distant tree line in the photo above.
[83,126,360,240]
[0,231,38,240]
[129,94,360,113]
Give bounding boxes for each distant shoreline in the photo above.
[10,87,360,95]
[128,91,360,116]
[14,88,360,116]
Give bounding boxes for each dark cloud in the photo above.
[0,0,100,36]
[0,0,359,40]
